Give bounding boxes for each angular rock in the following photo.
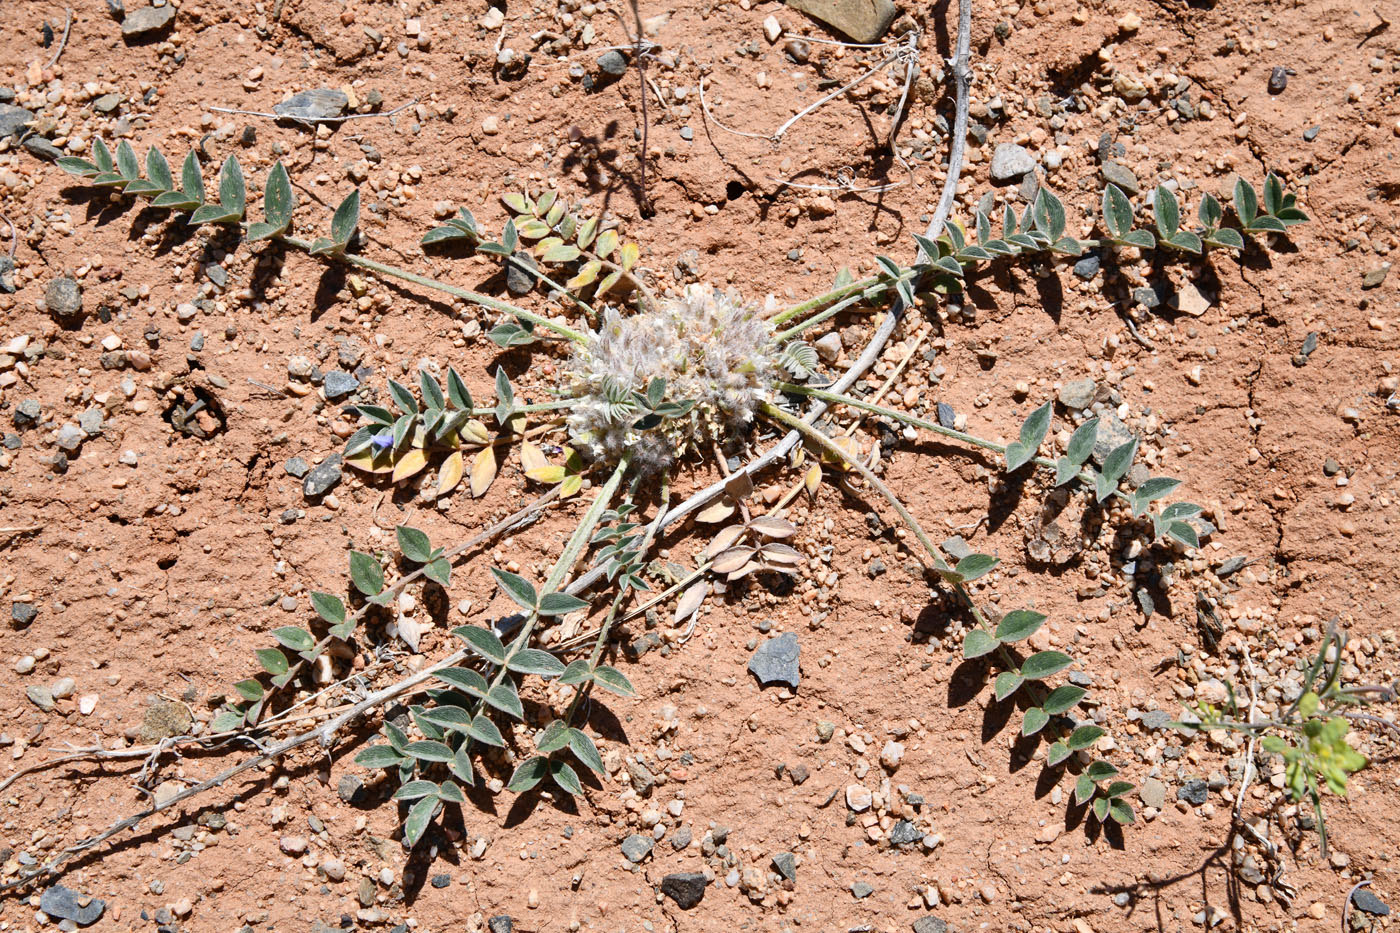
[12,602,38,626]
[284,457,309,478]
[771,851,797,881]
[45,277,84,322]
[56,424,84,453]
[748,631,800,688]
[852,881,874,898]
[784,0,896,43]
[1177,778,1208,806]
[1058,379,1097,410]
[27,685,55,711]
[913,918,948,933]
[0,104,35,140]
[990,143,1035,184]
[139,698,193,742]
[660,872,707,909]
[40,885,105,926]
[505,253,539,295]
[888,820,921,846]
[79,408,104,436]
[1100,160,1140,196]
[274,88,349,124]
[1090,413,1135,466]
[487,916,513,933]
[596,51,629,77]
[121,5,176,38]
[23,137,64,162]
[303,453,343,498]
[1072,253,1101,280]
[1138,777,1166,810]
[337,774,366,804]
[621,833,653,863]
[1352,889,1390,917]
[322,370,360,399]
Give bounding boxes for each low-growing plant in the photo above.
[11,72,1329,886]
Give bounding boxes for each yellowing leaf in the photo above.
[520,441,550,473]
[804,462,823,494]
[567,260,602,290]
[347,446,396,474]
[559,473,582,499]
[392,448,429,483]
[527,465,567,485]
[595,228,618,259]
[470,446,498,497]
[620,241,640,271]
[459,420,491,446]
[437,450,465,497]
[596,270,623,296]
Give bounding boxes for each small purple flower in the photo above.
[370,431,394,451]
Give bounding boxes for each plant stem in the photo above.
[773,292,872,342]
[779,383,1006,455]
[278,235,587,343]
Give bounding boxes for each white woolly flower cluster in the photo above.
[564,285,778,471]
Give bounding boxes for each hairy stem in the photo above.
[279,235,587,343]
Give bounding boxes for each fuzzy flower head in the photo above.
[565,285,778,471]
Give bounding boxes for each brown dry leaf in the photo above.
[711,545,756,575]
[520,441,549,473]
[759,542,804,566]
[436,450,465,497]
[673,579,707,624]
[747,515,797,539]
[704,524,747,559]
[724,471,754,502]
[696,499,736,523]
[391,448,430,483]
[470,445,498,497]
[726,560,764,581]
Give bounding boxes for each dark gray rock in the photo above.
[621,833,653,863]
[487,916,513,933]
[12,602,37,626]
[1267,66,1287,94]
[430,873,450,888]
[336,774,365,804]
[0,104,35,140]
[912,918,947,933]
[1100,160,1139,196]
[322,370,360,399]
[284,457,309,478]
[303,453,343,498]
[888,820,922,846]
[1072,253,1101,280]
[1090,413,1135,466]
[989,143,1035,183]
[274,88,349,123]
[1177,779,1209,806]
[1140,710,1172,731]
[0,255,14,293]
[79,408,104,436]
[505,253,539,295]
[852,881,874,898]
[784,0,897,43]
[596,51,628,76]
[40,885,105,926]
[23,137,65,162]
[1303,125,1320,142]
[660,872,707,909]
[121,5,176,38]
[771,851,797,881]
[1352,888,1390,917]
[937,402,956,429]
[749,632,800,689]
[45,277,83,321]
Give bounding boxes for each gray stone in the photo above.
[771,851,797,881]
[121,5,176,38]
[990,143,1035,184]
[1177,779,1208,806]
[56,424,84,453]
[0,104,35,140]
[670,825,692,850]
[1132,285,1161,309]
[27,685,55,711]
[784,0,897,43]
[888,820,922,846]
[748,631,800,689]
[1140,709,1172,731]
[913,918,948,933]
[322,370,360,399]
[337,774,365,804]
[1072,253,1101,280]
[1100,161,1139,196]
[284,457,309,478]
[78,408,104,436]
[1057,379,1097,410]
[1352,889,1390,917]
[852,881,874,899]
[596,51,629,76]
[303,454,343,498]
[1138,777,1166,810]
[1303,125,1320,142]
[1267,66,1287,94]
[505,253,539,295]
[45,277,83,321]
[1090,413,1135,466]
[1362,264,1390,289]
[23,137,64,162]
[273,88,349,123]
[93,93,122,114]
[621,833,653,863]
[660,872,707,909]
[679,126,693,141]
[626,758,656,795]
[0,255,14,293]
[40,885,105,926]
[487,916,514,933]
[12,602,37,626]
[139,698,192,742]
[430,873,451,888]
[937,402,956,429]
